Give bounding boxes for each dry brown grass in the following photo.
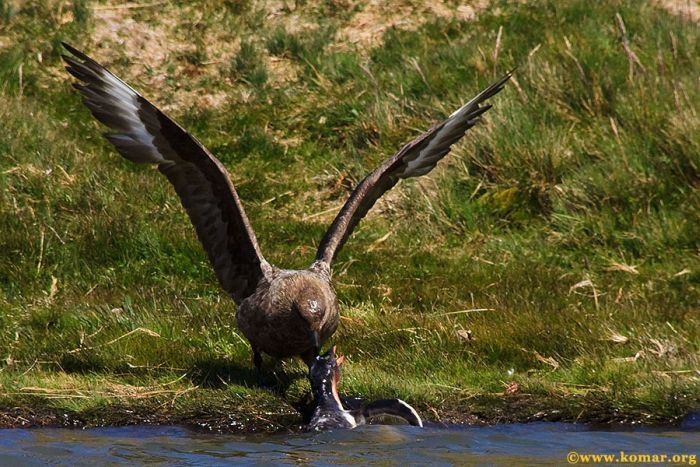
[91,7,186,83]
[334,0,490,52]
[49,0,496,110]
[46,0,696,115]
[653,0,699,22]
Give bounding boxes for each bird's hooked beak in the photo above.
[310,330,321,355]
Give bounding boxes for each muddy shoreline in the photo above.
[1,397,694,433]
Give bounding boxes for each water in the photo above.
[0,422,697,465]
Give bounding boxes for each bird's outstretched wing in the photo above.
[62,42,268,303]
[315,72,512,266]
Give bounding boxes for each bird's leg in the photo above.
[252,348,263,373]
[252,349,271,388]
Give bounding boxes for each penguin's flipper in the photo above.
[362,399,423,427]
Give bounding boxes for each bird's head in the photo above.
[293,284,329,355]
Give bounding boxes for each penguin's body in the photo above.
[307,348,423,431]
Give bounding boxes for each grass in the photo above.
[0,0,698,431]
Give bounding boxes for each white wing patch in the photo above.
[89,66,167,165]
[402,108,470,177]
[102,70,164,161]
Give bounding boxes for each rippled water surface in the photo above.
[1,420,698,465]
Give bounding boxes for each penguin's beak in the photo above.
[310,330,321,355]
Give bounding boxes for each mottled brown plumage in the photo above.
[61,43,510,369]
[237,264,338,367]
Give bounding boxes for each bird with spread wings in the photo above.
[62,42,511,370]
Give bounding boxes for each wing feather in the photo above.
[315,72,512,265]
[62,42,268,303]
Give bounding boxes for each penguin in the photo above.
[307,347,423,431]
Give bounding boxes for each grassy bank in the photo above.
[0,0,698,431]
